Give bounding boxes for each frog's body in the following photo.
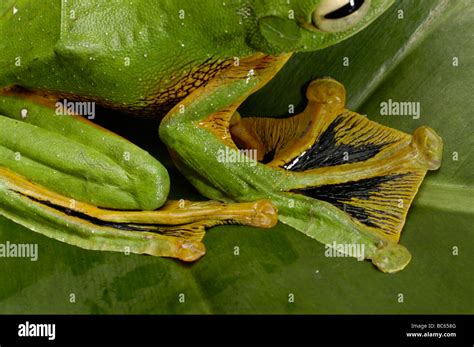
[0,0,389,114]
[0,0,443,272]
[1,0,257,114]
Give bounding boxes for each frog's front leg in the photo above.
[160,54,442,273]
[0,89,277,261]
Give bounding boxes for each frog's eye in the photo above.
[312,0,371,33]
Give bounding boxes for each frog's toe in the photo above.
[248,199,279,228]
[371,242,412,273]
[176,240,206,262]
[306,77,346,107]
[412,126,443,170]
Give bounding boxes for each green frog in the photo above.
[0,0,442,272]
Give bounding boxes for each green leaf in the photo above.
[0,0,472,313]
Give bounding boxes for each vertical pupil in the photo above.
[324,0,365,19]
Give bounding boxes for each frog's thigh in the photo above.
[0,88,170,210]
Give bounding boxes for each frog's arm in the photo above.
[0,90,277,261]
[159,54,442,273]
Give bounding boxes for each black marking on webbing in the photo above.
[261,148,276,164]
[295,173,409,229]
[284,115,392,171]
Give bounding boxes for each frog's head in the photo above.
[245,0,394,54]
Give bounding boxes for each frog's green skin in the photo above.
[0,0,392,113]
[0,0,443,272]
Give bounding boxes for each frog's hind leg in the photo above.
[160,57,442,272]
[0,89,277,261]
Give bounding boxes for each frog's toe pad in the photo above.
[371,243,412,273]
[250,199,279,228]
[412,126,443,170]
[176,240,206,262]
